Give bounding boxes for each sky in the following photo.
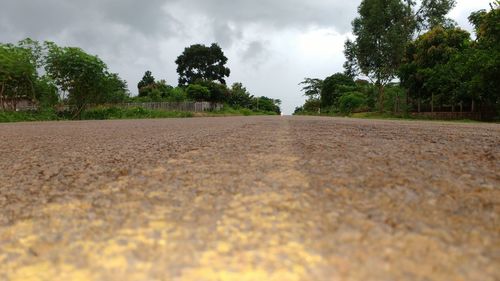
[0,0,493,114]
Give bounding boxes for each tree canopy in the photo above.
[175,43,231,86]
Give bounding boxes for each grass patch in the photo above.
[0,109,60,123]
[80,106,194,120]
[1,106,277,123]
[296,111,485,123]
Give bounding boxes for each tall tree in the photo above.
[464,2,500,111]
[45,43,109,114]
[399,26,471,112]
[299,78,323,100]
[0,44,36,110]
[349,0,414,111]
[412,0,457,32]
[175,43,230,86]
[137,70,155,95]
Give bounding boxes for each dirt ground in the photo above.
[0,116,499,281]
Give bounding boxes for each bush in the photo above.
[186,84,211,101]
[0,109,59,123]
[339,92,367,114]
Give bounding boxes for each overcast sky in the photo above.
[0,0,493,114]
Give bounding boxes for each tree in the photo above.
[175,43,231,86]
[0,44,36,110]
[321,73,356,108]
[349,0,414,111]
[100,73,129,104]
[399,27,472,112]
[412,0,457,32]
[229,82,254,108]
[299,78,323,99]
[464,3,500,112]
[137,71,156,96]
[45,43,110,114]
[254,96,281,114]
[186,84,210,101]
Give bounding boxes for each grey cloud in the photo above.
[169,0,359,33]
[241,41,269,65]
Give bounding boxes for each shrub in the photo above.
[186,84,211,101]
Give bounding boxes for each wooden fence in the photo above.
[410,112,483,121]
[117,102,223,112]
[21,102,224,113]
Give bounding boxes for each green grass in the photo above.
[0,106,278,123]
[0,109,60,123]
[80,106,194,120]
[350,112,483,123]
[295,111,486,123]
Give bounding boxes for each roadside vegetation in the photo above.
[0,41,281,123]
[294,0,499,121]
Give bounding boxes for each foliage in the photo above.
[465,4,500,109]
[80,106,193,120]
[176,43,231,86]
[321,73,356,108]
[228,82,254,109]
[186,84,211,101]
[299,78,323,99]
[413,0,457,32]
[339,92,367,114]
[254,96,281,114]
[0,44,36,110]
[350,0,413,86]
[0,108,59,122]
[34,76,59,108]
[137,71,155,96]
[399,26,471,110]
[193,80,231,103]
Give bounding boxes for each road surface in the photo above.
[0,116,499,280]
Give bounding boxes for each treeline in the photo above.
[0,41,281,117]
[295,0,499,120]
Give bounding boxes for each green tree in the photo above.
[45,43,109,114]
[464,3,500,112]
[321,73,356,109]
[186,84,210,101]
[34,76,59,107]
[413,0,457,32]
[299,78,323,99]
[229,82,254,108]
[254,96,281,114]
[349,0,414,111]
[0,44,36,110]
[137,71,156,97]
[399,26,471,112]
[176,43,230,86]
[100,73,129,104]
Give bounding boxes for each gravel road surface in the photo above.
[0,116,499,281]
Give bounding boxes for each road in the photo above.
[0,116,499,281]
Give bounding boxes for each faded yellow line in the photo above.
[178,121,325,281]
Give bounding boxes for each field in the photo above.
[0,116,499,280]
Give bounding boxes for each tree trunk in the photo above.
[418,98,421,113]
[431,93,434,113]
[406,90,409,114]
[471,100,475,113]
[378,84,385,113]
[460,102,463,113]
[0,84,4,110]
